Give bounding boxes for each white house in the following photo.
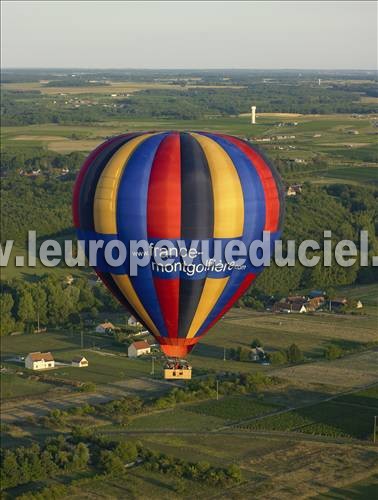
[96,322,115,334]
[72,356,88,367]
[128,315,142,328]
[128,341,151,358]
[25,352,55,371]
[251,347,265,361]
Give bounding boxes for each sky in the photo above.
[1,1,377,70]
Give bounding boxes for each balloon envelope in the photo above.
[73,131,284,357]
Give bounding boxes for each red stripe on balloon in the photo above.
[153,277,180,338]
[200,273,257,335]
[147,133,181,239]
[219,135,280,232]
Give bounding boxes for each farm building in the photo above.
[128,341,151,358]
[64,274,74,285]
[307,296,325,311]
[96,322,115,334]
[25,352,55,371]
[331,297,348,309]
[72,356,88,368]
[128,315,142,328]
[272,300,307,313]
[308,290,326,299]
[250,347,266,361]
[291,303,307,313]
[286,184,302,197]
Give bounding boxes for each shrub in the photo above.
[78,382,96,393]
[287,343,304,363]
[324,345,344,360]
[270,351,287,365]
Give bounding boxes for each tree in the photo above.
[17,290,35,324]
[324,345,343,360]
[99,450,124,475]
[0,293,15,335]
[31,285,47,324]
[0,450,19,489]
[287,343,304,363]
[270,351,287,365]
[72,442,90,469]
[251,338,263,348]
[114,441,138,463]
[243,296,264,310]
[227,464,242,482]
[237,347,250,362]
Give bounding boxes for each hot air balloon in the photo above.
[73,131,284,378]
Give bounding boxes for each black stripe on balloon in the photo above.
[177,132,214,339]
[78,133,141,230]
[97,271,146,328]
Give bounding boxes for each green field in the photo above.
[187,395,280,421]
[2,114,377,189]
[318,166,378,184]
[1,373,51,400]
[1,284,377,398]
[237,399,378,440]
[125,408,225,432]
[2,82,378,499]
[336,386,378,409]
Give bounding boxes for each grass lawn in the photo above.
[316,474,378,499]
[187,395,280,422]
[118,407,226,432]
[318,166,378,184]
[1,331,161,387]
[67,467,225,500]
[0,373,51,400]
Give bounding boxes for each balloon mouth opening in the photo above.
[160,344,194,358]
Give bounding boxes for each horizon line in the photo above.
[1,67,377,72]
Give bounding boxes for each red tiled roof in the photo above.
[28,352,54,362]
[98,322,115,329]
[131,341,150,350]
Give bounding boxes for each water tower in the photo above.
[251,106,256,124]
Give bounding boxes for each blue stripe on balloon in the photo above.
[116,132,170,337]
[194,132,267,337]
[76,229,279,280]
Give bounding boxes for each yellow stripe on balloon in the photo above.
[186,277,229,339]
[94,133,153,234]
[111,274,160,337]
[190,133,244,238]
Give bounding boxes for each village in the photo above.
[10,284,364,376]
[270,289,363,314]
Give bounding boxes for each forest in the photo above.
[1,145,377,336]
[1,68,377,126]
[1,69,377,336]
